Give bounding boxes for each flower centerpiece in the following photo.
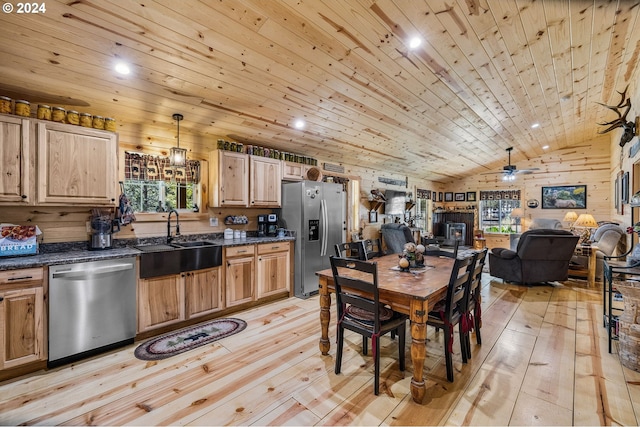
[398,242,426,271]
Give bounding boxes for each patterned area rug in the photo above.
[134,318,247,360]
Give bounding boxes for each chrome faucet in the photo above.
[167,209,180,244]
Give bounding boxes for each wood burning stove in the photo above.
[444,222,466,246]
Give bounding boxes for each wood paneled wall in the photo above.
[0,123,621,245]
[438,137,611,230]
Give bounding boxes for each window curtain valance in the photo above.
[124,151,200,184]
[480,190,521,200]
[416,188,431,199]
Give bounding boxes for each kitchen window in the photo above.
[123,151,200,213]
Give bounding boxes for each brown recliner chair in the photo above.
[489,229,580,285]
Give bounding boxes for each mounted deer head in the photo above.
[597,86,637,147]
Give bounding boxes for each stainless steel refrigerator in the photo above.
[281,181,346,298]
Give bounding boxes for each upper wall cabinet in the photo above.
[250,156,281,207]
[210,150,249,207]
[209,150,282,208]
[0,115,32,204]
[37,122,118,205]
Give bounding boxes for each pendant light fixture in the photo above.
[170,113,187,167]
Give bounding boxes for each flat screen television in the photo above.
[384,190,406,215]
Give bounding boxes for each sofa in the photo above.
[570,223,626,280]
[490,229,580,285]
[380,223,415,254]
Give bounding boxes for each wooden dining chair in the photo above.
[329,256,408,395]
[460,248,488,360]
[470,248,488,347]
[363,238,383,260]
[334,241,366,260]
[424,239,460,259]
[426,253,476,382]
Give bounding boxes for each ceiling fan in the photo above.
[482,147,539,181]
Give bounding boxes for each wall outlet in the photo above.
[209,217,218,227]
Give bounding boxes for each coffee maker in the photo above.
[257,214,268,237]
[257,214,279,237]
[90,213,120,250]
[266,213,278,237]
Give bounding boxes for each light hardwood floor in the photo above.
[1,275,639,426]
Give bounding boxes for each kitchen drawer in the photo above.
[0,267,44,287]
[257,242,290,255]
[225,245,255,257]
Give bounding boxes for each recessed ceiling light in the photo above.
[294,119,305,129]
[408,37,422,49]
[114,62,131,75]
[531,123,540,129]
[542,145,549,150]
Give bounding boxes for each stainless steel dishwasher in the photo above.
[48,257,136,366]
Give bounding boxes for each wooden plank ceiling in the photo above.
[0,0,638,181]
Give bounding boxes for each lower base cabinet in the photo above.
[257,242,291,298]
[137,274,184,333]
[225,245,256,308]
[138,266,223,333]
[0,268,45,370]
[185,268,223,319]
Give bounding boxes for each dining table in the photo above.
[316,253,458,404]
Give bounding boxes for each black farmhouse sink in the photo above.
[136,242,222,278]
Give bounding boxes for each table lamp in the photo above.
[563,211,578,230]
[573,213,598,244]
[510,208,524,232]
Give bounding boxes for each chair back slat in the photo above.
[424,239,460,259]
[460,249,487,314]
[363,238,382,260]
[330,256,382,325]
[334,241,366,260]
[441,254,475,318]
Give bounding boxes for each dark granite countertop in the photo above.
[0,234,295,271]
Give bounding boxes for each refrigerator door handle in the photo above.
[320,199,328,256]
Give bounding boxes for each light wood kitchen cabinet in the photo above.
[137,274,185,333]
[225,245,255,307]
[484,233,511,250]
[0,267,45,370]
[185,267,223,319]
[250,156,282,207]
[0,115,32,204]
[37,121,118,205]
[209,149,249,207]
[256,241,291,298]
[282,161,307,181]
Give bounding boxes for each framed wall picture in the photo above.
[444,192,453,202]
[466,191,476,202]
[454,192,465,201]
[541,185,587,209]
[622,171,629,204]
[438,192,443,202]
[432,191,437,201]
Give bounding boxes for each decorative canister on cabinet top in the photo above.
[37,104,52,120]
[92,115,104,129]
[0,96,12,114]
[66,110,79,125]
[79,112,92,127]
[14,100,30,117]
[104,117,116,132]
[52,107,66,122]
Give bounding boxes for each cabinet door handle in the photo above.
[8,276,33,281]
[21,195,27,199]
[0,296,3,302]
